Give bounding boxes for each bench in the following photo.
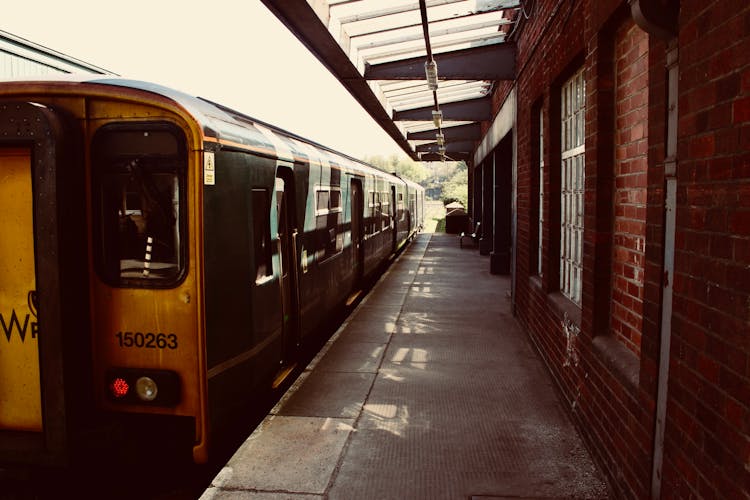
[459,221,481,248]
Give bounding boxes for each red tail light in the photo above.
[109,377,130,398]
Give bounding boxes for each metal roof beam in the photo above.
[420,152,472,162]
[393,96,492,121]
[416,140,476,153]
[365,43,515,80]
[390,82,489,107]
[407,122,481,140]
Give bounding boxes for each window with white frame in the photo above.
[538,107,544,276]
[560,68,585,305]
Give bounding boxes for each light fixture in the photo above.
[436,133,445,147]
[432,110,443,128]
[438,145,446,155]
[424,60,438,90]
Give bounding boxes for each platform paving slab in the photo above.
[202,233,610,500]
[206,415,353,495]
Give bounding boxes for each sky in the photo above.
[2,0,409,160]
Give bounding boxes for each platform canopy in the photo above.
[261,0,519,162]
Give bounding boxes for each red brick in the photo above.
[697,353,721,384]
[723,397,747,431]
[734,96,750,124]
[689,134,716,158]
[728,210,750,234]
[742,67,750,93]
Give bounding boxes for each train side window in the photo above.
[252,189,273,281]
[329,189,342,212]
[381,191,390,230]
[92,123,186,288]
[331,188,343,252]
[370,192,381,234]
[316,186,343,260]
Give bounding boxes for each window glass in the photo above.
[92,124,186,287]
[316,190,330,213]
[330,189,342,211]
[560,68,585,304]
[252,189,272,280]
[538,107,544,276]
[381,191,390,229]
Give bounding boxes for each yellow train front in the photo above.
[0,77,424,466]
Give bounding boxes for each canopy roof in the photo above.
[261,0,520,162]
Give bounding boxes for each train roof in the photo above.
[1,75,420,186]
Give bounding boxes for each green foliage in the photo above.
[364,154,429,184]
[441,168,468,207]
[364,155,468,207]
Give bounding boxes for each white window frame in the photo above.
[560,68,585,305]
[315,185,343,216]
[538,107,544,276]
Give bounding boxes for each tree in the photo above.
[441,167,468,207]
[364,154,429,184]
[364,156,467,205]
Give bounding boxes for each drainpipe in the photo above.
[628,1,679,498]
[651,42,678,499]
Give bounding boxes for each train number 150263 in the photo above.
[115,331,178,350]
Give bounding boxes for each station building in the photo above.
[264,0,749,498]
[0,30,111,78]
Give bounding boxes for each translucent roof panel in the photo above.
[263,0,520,161]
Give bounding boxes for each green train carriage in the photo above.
[0,76,424,466]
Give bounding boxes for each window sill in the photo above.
[531,282,639,396]
[529,275,542,292]
[591,335,639,395]
[547,291,582,327]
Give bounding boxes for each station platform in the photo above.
[200,233,611,499]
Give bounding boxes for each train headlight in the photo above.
[136,376,158,402]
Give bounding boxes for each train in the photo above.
[0,76,424,466]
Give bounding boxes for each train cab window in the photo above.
[252,189,273,281]
[92,123,187,287]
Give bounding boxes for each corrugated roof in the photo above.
[262,0,519,162]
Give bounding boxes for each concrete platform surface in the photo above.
[201,233,610,500]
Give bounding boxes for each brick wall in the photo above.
[612,22,649,357]
[493,0,750,499]
[509,1,658,497]
[494,0,749,498]
[662,1,750,498]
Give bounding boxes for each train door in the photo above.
[0,101,89,465]
[274,170,300,385]
[0,148,42,433]
[350,178,364,284]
